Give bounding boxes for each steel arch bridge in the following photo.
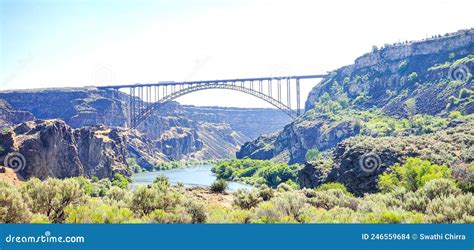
[97,74,326,128]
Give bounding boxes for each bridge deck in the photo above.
[96,74,327,89]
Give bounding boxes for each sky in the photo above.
[1,0,473,108]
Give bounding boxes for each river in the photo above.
[130,164,252,191]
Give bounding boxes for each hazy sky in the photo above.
[1,0,473,108]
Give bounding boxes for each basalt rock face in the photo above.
[238,116,361,164]
[305,29,474,116]
[1,120,85,179]
[237,29,474,164]
[182,106,291,139]
[0,88,129,128]
[0,88,286,161]
[0,99,35,128]
[74,126,130,178]
[298,120,474,196]
[0,120,134,180]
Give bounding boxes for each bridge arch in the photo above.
[133,83,295,127]
[97,74,327,128]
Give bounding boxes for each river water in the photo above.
[130,165,252,191]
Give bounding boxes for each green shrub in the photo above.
[210,179,228,193]
[271,192,309,222]
[65,199,134,223]
[408,72,418,82]
[449,111,462,119]
[418,179,461,200]
[378,158,452,192]
[111,173,129,189]
[276,182,296,192]
[305,148,320,162]
[252,202,281,223]
[0,182,31,223]
[309,189,358,211]
[184,200,207,223]
[154,175,171,187]
[21,178,86,223]
[313,207,357,223]
[316,182,353,197]
[452,164,473,192]
[426,194,474,223]
[144,208,190,224]
[105,186,130,204]
[127,158,142,173]
[233,189,262,209]
[398,60,408,71]
[257,184,274,201]
[130,184,182,217]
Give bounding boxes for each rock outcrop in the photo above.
[0,88,288,161]
[238,117,361,164]
[237,28,474,164]
[0,99,35,128]
[298,120,474,196]
[182,106,290,139]
[305,29,474,116]
[0,120,138,179]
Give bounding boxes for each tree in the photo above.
[378,158,452,193]
[111,173,129,189]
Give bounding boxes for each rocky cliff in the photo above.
[182,106,290,139]
[0,100,35,128]
[238,28,474,164]
[0,88,289,161]
[298,120,474,196]
[0,120,129,179]
[0,119,167,179]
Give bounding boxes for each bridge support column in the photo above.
[296,78,300,116]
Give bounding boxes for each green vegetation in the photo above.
[111,173,129,189]
[305,148,320,162]
[398,60,408,71]
[407,72,418,82]
[316,182,353,197]
[126,158,224,173]
[378,158,451,193]
[126,158,142,173]
[1,157,472,224]
[209,179,228,193]
[154,159,222,171]
[212,159,301,188]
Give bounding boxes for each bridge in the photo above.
[97,74,327,128]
